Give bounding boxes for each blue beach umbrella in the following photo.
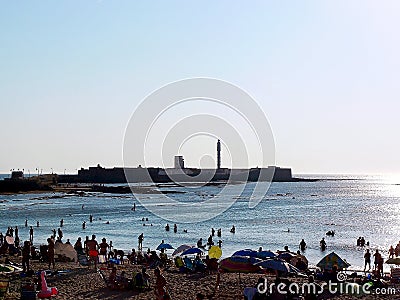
[233,249,258,257]
[256,251,277,259]
[156,243,174,251]
[181,247,203,256]
[255,258,291,273]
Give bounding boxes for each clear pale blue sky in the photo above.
[0,1,399,175]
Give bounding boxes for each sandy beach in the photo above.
[2,256,399,300]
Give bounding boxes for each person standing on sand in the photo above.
[364,249,371,272]
[389,245,395,258]
[86,234,99,269]
[22,241,31,273]
[29,226,34,243]
[47,238,55,269]
[373,250,381,270]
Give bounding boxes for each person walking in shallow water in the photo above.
[299,239,307,252]
[364,249,371,272]
[29,226,34,243]
[138,233,144,251]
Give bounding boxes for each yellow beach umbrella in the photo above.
[209,246,222,259]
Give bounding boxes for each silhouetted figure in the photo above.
[364,249,371,272]
[173,224,177,233]
[25,219,28,227]
[211,228,215,236]
[320,238,326,251]
[230,225,235,233]
[217,228,221,237]
[165,224,170,231]
[82,221,86,229]
[299,239,307,252]
[89,214,93,223]
[138,233,144,251]
[36,221,39,227]
[60,219,64,227]
[29,226,34,243]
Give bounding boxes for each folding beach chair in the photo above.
[0,279,9,300]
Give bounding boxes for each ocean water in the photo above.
[1,174,400,272]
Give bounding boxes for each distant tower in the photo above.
[217,139,221,169]
[174,155,184,169]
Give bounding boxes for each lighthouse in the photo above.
[217,139,221,170]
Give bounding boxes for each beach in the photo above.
[1,257,399,300]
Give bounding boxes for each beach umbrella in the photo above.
[386,257,400,265]
[172,244,192,256]
[220,257,262,273]
[233,249,258,257]
[181,247,203,256]
[208,246,222,259]
[317,251,350,271]
[255,259,291,273]
[277,252,297,262]
[156,242,174,250]
[256,251,277,259]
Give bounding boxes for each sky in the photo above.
[0,1,399,175]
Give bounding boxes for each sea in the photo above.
[1,174,399,272]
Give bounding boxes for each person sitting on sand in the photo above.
[133,267,150,290]
[295,257,307,272]
[128,248,137,264]
[74,237,84,255]
[154,267,169,300]
[108,267,118,289]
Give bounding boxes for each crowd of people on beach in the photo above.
[3,210,400,299]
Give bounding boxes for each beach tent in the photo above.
[208,246,222,259]
[54,242,77,262]
[172,244,192,256]
[317,251,350,271]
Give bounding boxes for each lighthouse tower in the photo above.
[217,139,221,170]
